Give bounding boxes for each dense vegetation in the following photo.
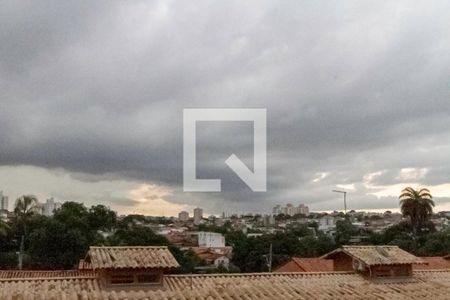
[1,187,449,272]
[0,200,200,272]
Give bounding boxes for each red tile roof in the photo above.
[414,257,450,270]
[275,257,334,272]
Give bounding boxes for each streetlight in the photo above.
[332,190,347,214]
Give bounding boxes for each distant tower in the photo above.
[0,191,9,211]
[43,198,62,216]
[193,207,203,225]
[178,211,189,222]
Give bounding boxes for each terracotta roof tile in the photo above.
[78,259,92,270]
[414,257,450,270]
[0,270,96,280]
[84,246,180,270]
[324,245,426,266]
[275,257,334,272]
[2,270,450,299]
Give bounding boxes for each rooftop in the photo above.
[2,270,450,299]
[82,246,180,270]
[415,257,450,270]
[323,245,426,266]
[274,257,334,272]
[0,270,96,280]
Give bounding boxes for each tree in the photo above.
[0,219,9,238]
[399,187,435,234]
[88,205,117,231]
[416,229,450,256]
[334,218,361,246]
[27,202,102,269]
[14,195,38,269]
[14,195,38,229]
[28,217,92,269]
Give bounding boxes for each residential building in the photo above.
[275,253,450,272]
[318,215,336,231]
[275,257,334,272]
[0,191,8,211]
[415,256,450,270]
[178,211,189,222]
[3,245,450,299]
[272,203,310,216]
[193,207,203,225]
[262,214,275,227]
[272,204,282,215]
[197,231,225,248]
[191,246,233,269]
[42,197,62,216]
[78,246,179,286]
[298,204,309,215]
[323,245,425,277]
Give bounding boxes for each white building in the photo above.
[273,205,282,215]
[197,231,225,247]
[272,203,310,216]
[214,256,230,268]
[298,204,309,215]
[178,211,189,222]
[0,191,9,211]
[318,216,336,231]
[263,214,275,226]
[43,198,62,216]
[194,207,203,225]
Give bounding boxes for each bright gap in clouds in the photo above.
[0,165,190,216]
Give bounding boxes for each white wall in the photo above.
[197,231,225,247]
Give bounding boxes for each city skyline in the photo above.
[0,189,446,218]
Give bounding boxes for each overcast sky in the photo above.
[1,1,450,216]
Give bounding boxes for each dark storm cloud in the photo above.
[1,0,450,213]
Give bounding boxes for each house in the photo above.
[415,256,450,270]
[4,245,450,299]
[191,246,232,269]
[274,257,333,272]
[322,245,426,277]
[318,215,336,236]
[197,231,225,247]
[79,246,179,288]
[4,268,450,298]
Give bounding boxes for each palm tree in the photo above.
[399,187,434,234]
[14,195,38,220]
[14,195,38,269]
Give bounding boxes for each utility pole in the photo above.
[18,235,24,270]
[264,243,273,272]
[332,190,347,214]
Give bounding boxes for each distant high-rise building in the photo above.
[298,204,309,215]
[0,191,9,211]
[272,203,309,216]
[273,205,282,215]
[263,214,275,227]
[193,207,203,225]
[178,211,189,222]
[286,203,295,216]
[43,197,62,216]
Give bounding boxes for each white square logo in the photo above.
[183,108,267,192]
